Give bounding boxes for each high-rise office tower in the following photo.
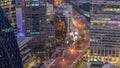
[90,0,120,66]
[0,7,23,68]
[0,0,18,34]
[16,0,55,44]
[16,0,56,63]
[22,0,47,37]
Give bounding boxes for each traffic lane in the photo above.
[74,18,85,27]
[72,18,85,30]
[73,10,90,28]
[49,32,89,68]
[72,19,85,30]
[73,11,87,26]
[50,49,78,64]
[80,40,89,49]
[49,50,80,68]
[49,58,69,68]
[49,56,78,68]
[75,40,89,49]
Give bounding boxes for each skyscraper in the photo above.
[15,0,56,62]
[16,0,55,45]
[0,7,23,68]
[0,0,18,34]
[16,0,47,37]
[90,0,120,66]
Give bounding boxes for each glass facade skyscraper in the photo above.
[0,0,18,33]
[16,0,55,45]
[0,7,23,68]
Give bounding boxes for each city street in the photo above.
[48,7,90,68]
[49,49,82,68]
[41,0,90,68]
[1,0,120,68]
[72,9,90,49]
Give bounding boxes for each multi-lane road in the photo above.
[72,9,90,49]
[49,49,82,68]
[48,7,90,68]
[40,0,90,68]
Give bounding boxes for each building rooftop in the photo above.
[90,62,118,68]
[102,63,118,68]
[92,0,120,5]
[17,37,33,50]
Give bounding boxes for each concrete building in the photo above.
[63,4,72,33]
[90,0,120,66]
[46,2,54,15]
[46,2,54,24]
[17,37,33,68]
[55,4,72,33]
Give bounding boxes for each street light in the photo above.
[66,41,69,44]
[74,32,78,35]
[62,59,65,61]
[73,36,78,41]
[74,36,77,39]
[69,32,74,36]
[52,64,55,66]
[71,49,74,52]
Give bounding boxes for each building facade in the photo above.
[17,37,33,68]
[64,4,72,33]
[0,7,23,68]
[15,0,56,64]
[22,0,47,37]
[90,0,120,66]
[0,0,18,34]
[16,0,55,45]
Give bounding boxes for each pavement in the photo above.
[49,49,82,68]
